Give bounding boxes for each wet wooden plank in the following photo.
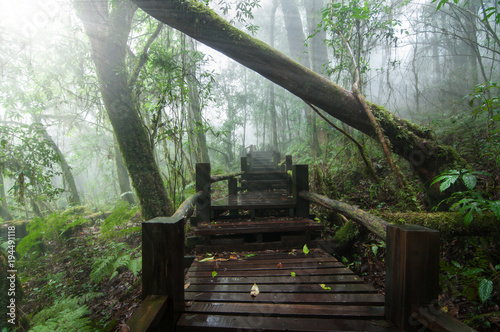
[187,267,355,277]
[190,258,344,272]
[177,314,398,332]
[187,274,364,285]
[185,302,385,318]
[211,191,294,210]
[184,292,385,305]
[184,283,378,294]
[195,222,323,236]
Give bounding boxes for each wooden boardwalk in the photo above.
[178,248,397,331]
[129,150,451,332]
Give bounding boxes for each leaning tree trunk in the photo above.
[35,123,81,206]
[75,0,172,219]
[0,171,13,221]
[131,0,467,207]
[114,140,136,205]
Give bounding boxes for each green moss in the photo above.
[334,220,360,246]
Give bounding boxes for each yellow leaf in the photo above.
[250,283,260,297]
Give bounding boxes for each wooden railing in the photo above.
[299,184,475,331]
[127,191,202,332]
[127,162,475,331]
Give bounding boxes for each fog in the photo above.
[0,0,498,212]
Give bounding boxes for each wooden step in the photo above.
[177,248,395,332]
[195,218,323,236]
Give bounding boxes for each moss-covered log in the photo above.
[372,211,499,238]
[130,0,468,207]
[300,190,390,239]
[210,171,245,183]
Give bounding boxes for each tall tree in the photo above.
[280,0,321,156]
[131,0,468,206]
[75,0,172,219]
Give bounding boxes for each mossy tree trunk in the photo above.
[131,0,467,206]
[75,0,172,219]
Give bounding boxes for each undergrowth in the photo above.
[14,201,143,331]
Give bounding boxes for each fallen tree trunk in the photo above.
[372,211,499,238]
[299,190,390,239]
[131,0,468,207]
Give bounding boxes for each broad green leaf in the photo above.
[440,174,459,192]
[462,268,483,276]
[489,201,500,220]
[245,254,257,258]
[452,260,461,268]
[478,279,493,303]
[291,272,296,277]
[303,244,310,255]
[461,172,477,190]
[212,271,217,278]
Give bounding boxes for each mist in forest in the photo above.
[0,0,498,213]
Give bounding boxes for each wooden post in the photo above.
[195,163,211,225]
[228,177,238,217]
[286,155,293,194]
[385,224,440,331]
[240,157,248,191]
[293,165,309,218]
[142,217,185,329]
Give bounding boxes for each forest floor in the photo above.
[12,206,499,331]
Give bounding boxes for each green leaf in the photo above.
[489,201,500,220]
[212,271,217,278]
[462,172,477,190]
[291,272,296,277]
[245,254,257,258]
[439,174,459,192]
[464,209,474,226]
[462,268,483,276]
[199,256,214,262]
[302,244,310,255]
[478,279,493,303]
[320,284,331,291]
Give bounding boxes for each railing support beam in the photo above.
[293,165,309,218]
[385,224,440,331]
[142,217,185,330]
[195,163,211,225]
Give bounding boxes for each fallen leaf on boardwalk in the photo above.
[290,272,296,277]
[199,256,214,262]
[250,283,260,297]
[277,262,283,268]
[319,284,331,291]
[214,258,229,262]
[245,254,257,258]
[212,271,218,278]
[184,282,191,289]
[229,254,238,260]
[303,244,310,254]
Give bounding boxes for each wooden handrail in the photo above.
[210,171,245,183]
[171,191,203,220]
[298,190,390,239]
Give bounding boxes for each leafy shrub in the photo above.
[29,293,102,331]
[17,213,88,258]
[90,242,141,284]
[100,201,140,239]
[432,169,500,225]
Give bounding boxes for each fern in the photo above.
[90,242,141,283]
[100,201,139,238]
[29,293,102,331]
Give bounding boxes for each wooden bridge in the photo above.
[127,150,474,332]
